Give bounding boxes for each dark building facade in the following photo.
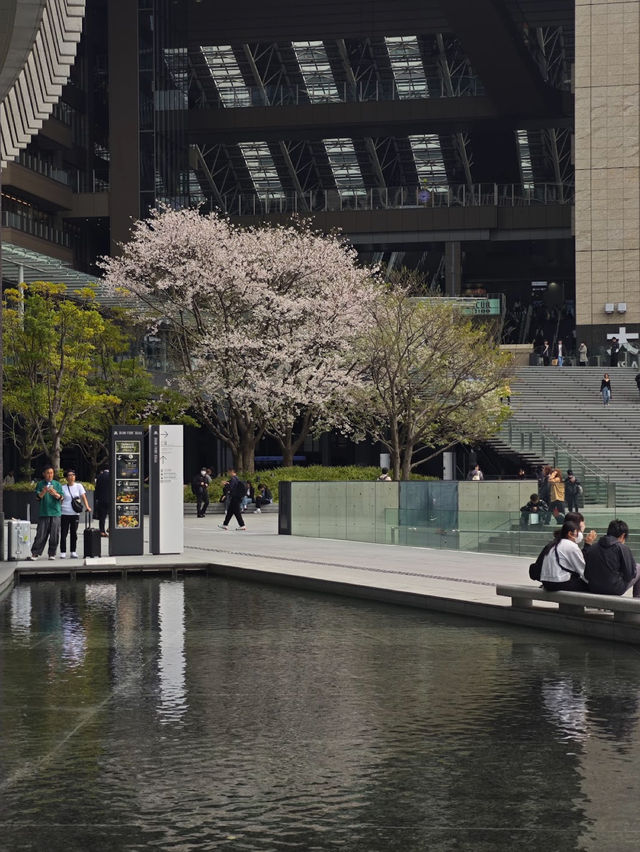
[101,0,575,352]
[2,0,576,350]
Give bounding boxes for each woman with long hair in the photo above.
[540,519,588,592]
[600,372,612,406]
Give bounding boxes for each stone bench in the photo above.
[496,584,640,624]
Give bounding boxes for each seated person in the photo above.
[241,481,255,511]
[520,493,549,527]
[539,519,589,592]
[564,512,598,549]
[254,483,273,513]
[584,519,640,597]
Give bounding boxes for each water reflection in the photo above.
[10,584,31,638]
[157,581,186,722]
[1,576,640,851]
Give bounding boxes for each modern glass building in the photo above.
[1,1,637,355]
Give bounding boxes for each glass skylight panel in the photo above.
[291,41,340,102]
[385,36,428,99]
[408,134,448,186]
[323,138,366,194]
[517,130,534,189]
[238,141,284,198]
[200,45,251,107]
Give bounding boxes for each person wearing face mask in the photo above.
[539,520,589,592]
[192,467,211,518]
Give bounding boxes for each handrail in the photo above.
[505,418,612,481]
[211,183,574,216]
[197,77,486,109]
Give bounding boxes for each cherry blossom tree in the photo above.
[352,286,513,481]
[101,207,377,471]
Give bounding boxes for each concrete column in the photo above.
[445,241,462,296]
[575,0,640,336]
[108,0,140,253]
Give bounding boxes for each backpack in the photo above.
[529,540,554,581]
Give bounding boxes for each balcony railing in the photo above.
[1,210,71,248]
[18,151,72,186]
[213,183,574,216]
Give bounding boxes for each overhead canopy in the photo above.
[1,242,122,306]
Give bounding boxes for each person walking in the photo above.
[60,469,91,558]
[541,340,551,366]
[94,467,111,537]
[578,342,588,366]
[635,372,640,398]
[218,468,247,530]
[192,467,210,518]
[600,372,612,406]
[610,337,620,367]
[27,465,64,560]
[556,339,564,367]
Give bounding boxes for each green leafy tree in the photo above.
[352,286,513,480]
[3,282,120,472]
[68,304,197,478]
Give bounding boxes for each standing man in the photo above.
[585,519,640,597]
[541,340,551,366]
[27,465,63,560]
[610,337,620,367]
[218,468,247,531]
[564,470,583,514]
[192,467,210,518]
[94,467,111,537]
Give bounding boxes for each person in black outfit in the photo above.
[564,470,582,514]
[218,468,246,530]
[254,483,273,513]
[610,337,620,367]
[94,468,111,537]
[541,340,551,366]
[584,519,640,597]
[192,467,210,517]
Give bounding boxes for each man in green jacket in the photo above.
[27,465,64,560]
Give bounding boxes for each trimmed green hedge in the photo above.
[5,479,95,491]
[184,465,436,503]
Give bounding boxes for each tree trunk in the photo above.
[52,431,62,474]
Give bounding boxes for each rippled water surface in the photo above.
[2,576,640,851]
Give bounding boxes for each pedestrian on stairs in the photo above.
[548,468,566,514]
[541,340,551,366]
[635,372,640,398]
[565,470,583,513]
[578,342,588,366]
[600,373,612,406]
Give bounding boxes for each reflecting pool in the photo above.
[2,576,640,851]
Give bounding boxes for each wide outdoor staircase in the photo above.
[487,366,640,507]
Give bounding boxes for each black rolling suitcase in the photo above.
[83,513,102,558]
